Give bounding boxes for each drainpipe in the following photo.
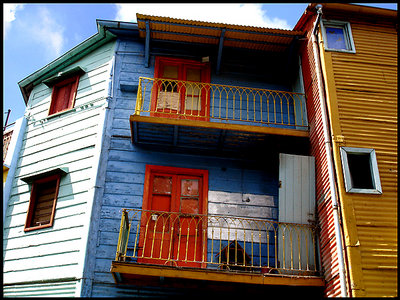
[311,4,349,297]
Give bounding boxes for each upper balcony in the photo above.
[110,209,324,288]
[129,77,309,155]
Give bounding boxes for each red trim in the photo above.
[139,165,209,267]
[24,173,61,232]
[151,57,211,121]
[48,74,80,116]
[142,165,208,215]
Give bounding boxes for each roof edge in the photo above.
[136,13,304,36]
[18,21,117,104]
[294,3,397,31]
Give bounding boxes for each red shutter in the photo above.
[49,75,79,116]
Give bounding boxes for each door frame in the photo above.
[151,57,211,121]
[142,165,209,215]
[140,165,209,266]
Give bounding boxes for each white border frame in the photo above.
[321,19,356,53]
[340,147,382,194]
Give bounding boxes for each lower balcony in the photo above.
[110,209,324,288]
[129,78,309,155]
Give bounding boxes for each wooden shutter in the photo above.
[24,174,61,232]
[278,153,316,272]
[48,75,80,116]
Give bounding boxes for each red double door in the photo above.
[151,56,211,121]
[138,165,208,268]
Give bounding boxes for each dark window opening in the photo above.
[347,153,374,189]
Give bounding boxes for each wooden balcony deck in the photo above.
[110,209,324,287]
[129,78,309,154]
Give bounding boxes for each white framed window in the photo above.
[340,147,382,194]
[321,20,356,53]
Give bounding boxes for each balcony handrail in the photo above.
[135,77,308,128]
[115,208,320,276]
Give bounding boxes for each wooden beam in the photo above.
[218,129,226,151]
[145,20,150,68]
[173,125,178,146]
[111,261,325,287]
[133,121,138,144]
[216,28,226,75]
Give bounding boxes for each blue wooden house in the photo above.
[3,14,324,297]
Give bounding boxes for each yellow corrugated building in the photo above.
[315,3,397,297]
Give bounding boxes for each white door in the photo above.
[278,153,316,273]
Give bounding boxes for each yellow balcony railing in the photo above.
[115,209,320,276]
[134,77,308,129]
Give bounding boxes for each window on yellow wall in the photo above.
[340,147,382,194]
[321,20,356,53]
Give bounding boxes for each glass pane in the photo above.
[186,84,200,96]
[162,65,178,79]
[185,96,200,111]
[161,80,178,92]
[181,179,199,196]
[326,27,347,50]
[153,176,172,194]
[157,92,180,110]
[186,68,201,82]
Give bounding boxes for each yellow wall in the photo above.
[3,167,9,186]
[320,18,397,297]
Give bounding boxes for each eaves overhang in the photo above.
[136,13,305,52]
[18,20,118,104]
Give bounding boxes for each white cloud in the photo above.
[3,3,25,37]
[115,3,290,29]
[21,7,66,61]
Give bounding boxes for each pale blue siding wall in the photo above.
[89,38,284,296]
[3,41,116,297]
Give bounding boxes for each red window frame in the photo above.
[48,74,80,116]
[24,174,62,232]
[151,57,211,121]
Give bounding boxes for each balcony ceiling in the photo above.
[136,14,305,52]
[130,115,309,157]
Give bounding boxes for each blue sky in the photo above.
[3,3,397,125]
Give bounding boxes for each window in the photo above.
[48,75,80,116]
[152,57,210,120]
[340,147,382,194]
[321,20,356,53]
[24,173,62,232]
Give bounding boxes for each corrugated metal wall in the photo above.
[299,15,343,297]
[323,17,397,297]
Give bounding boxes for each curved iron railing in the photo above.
[135,77,308,129]
[116,208,320,276]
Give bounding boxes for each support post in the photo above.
[145,20,150,68]
[216,28,226,75]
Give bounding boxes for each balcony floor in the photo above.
[111,261,324,287]
[130,115,309,156]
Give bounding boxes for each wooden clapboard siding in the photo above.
[319,12,397,298]
[88,37,308,297]
[27,43,114,120]
[3,280,77,297]
[3,40,116,290]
